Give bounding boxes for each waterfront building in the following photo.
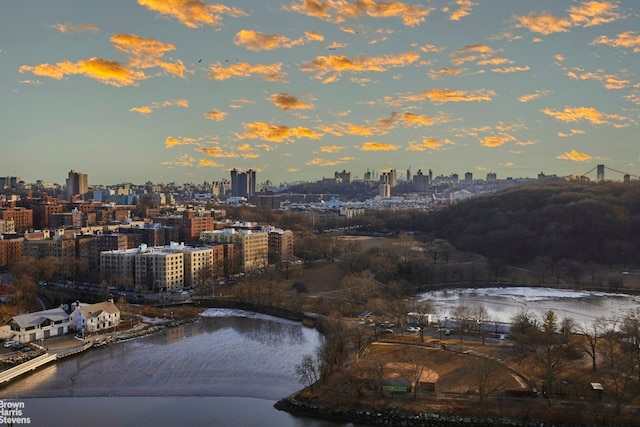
[69,300,120,334]
[6,307,70,343]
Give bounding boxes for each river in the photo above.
[0,308,342,427]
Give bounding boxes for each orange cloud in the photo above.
[515,12,572,35]
[491,65,530,73]
[198,159,223,167]
[208,62,286,81]
[19,58,145,86]
[418,43,446,53]
[236,122,322,143]
[288,167,301,172]
[359,141,399,151]
[204,109,227,121]
[110,33,187,78]
[21,32,191,85]
[234,30,306,51]
[305,31,324,42]
[477,57,513,66]
[286,0,435,26]
[558,129,587,138]
[378,111,451,129]
[429,68,463,79]
[569,1,620,27]
[130,99,189,114]
[557,149,592,162]
[320,145,345,153]
[137,0,246,28]
[300,51,420,83]
[53,23,99,34]
[480,134,516,148]
[448,0,476,21]
[130,106,153,114]
[198,146,240,158]
[165,136,200,147]
[591,31,640,52]
[269,93,314,110]
[318,122,386,137]
[306,156,354,167]
[518,90,551,103]
[566,69,630,89]
[542,106,627,125]
[403,88,495,104]
[407,138,454,151]
[165,154,196,167]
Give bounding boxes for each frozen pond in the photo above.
[418,287,640,326]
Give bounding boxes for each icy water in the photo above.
[0,309,342,427]
[418,286,640,326]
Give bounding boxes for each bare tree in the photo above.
[295,353,319,392]
[467,356,507,409]
[579,317,607,371]
[452,304,471,343]
[473,304,490,345]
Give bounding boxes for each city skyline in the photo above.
[2,1,640,185]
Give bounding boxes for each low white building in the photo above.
[69,300,120,334]
[6,307,70,343]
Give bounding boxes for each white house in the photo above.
[6,307,70,343]
[69,300,120,334]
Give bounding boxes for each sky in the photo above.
[2,1,640,186]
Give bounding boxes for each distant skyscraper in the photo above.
[65,170,88,201]
[230,168,256,198]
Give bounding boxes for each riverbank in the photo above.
[275,396,553,427]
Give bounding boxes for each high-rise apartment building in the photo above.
[200,228,268,273]
[230,168,256,198]
[65,170,88,201]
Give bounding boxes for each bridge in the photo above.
[577,164,640,182]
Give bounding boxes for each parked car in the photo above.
[381,328,394,334]
[3,340,18,348]
[406,326,420,333]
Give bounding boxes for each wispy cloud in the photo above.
[591,31,640,52]
[558,129,586,138]
[19,58,145,87]
[137,0,246,28]
[447,0,476,21]
[306,156,355,167]
[518,90,551,103]
[286,0,436,26]
[565,68,631,89]
[542,106,628,126]
[53,23,99,34]
[130,99,188,114]
[208,62,286,81]
[557,149,592,162]
[359,141,399,151]
[393,88,495,105]
[407,138,455,151]
[300,51,420,83]
[320,145,345,153]
[236,122,322,143]
[234,30,308,51]
[515,1,621,35]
